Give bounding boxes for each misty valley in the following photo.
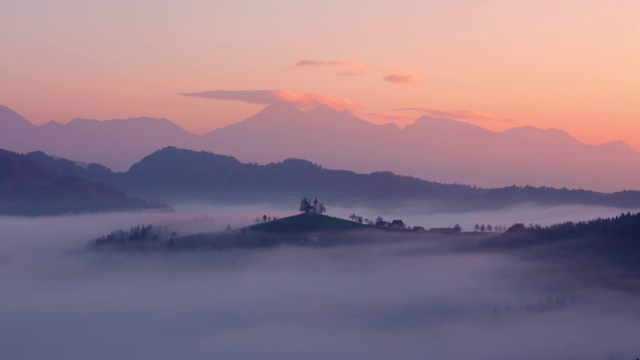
[2,106,640,359]
[1,201,640,359]
[3,1,640,358]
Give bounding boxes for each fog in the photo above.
[1,206,639,359]
[330,204,640,231]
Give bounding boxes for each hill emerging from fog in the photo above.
[0,149,168,216]
[1,103,638,191]
[24,147,640,212]
[88,209,640,280]
[250,213,367,233]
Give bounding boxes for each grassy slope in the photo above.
[250,213,366,233]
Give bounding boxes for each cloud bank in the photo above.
[382,73,425,85]
[2,207,640,360]
[182,89,361,110]
[293,59,367,76]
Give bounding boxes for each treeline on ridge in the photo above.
[22,147,640,211]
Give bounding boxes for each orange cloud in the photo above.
[293,59,367,76]
[181,89,361,111]
[394,107,513,123]
[383,73,425,85]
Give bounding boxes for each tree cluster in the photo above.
[254,214,277,223]
[93,225,171,246]
[506,212,640,241]
[299,197,326,214]
[474,224,506,232]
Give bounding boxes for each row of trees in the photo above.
[93,225,172,246]
[253,214,278,223]
[349,214,390,227]
[474,224,507,232]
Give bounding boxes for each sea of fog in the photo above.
[1,204,639,360]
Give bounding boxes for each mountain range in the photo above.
[23,147,640,212]
[1,103,638,192]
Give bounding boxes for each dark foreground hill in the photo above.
[477,212,640,277]
[0,149,168,216]
[27,147,640,212]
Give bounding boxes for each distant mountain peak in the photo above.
[409,115,490,133]
[309,103,339,114]
[67,118,99,126]
[599,140,636,153]
[43,120,64,127]
[504,126,579,143]
[0,105,31,127]
[306,104,374,128]
[257,102,305,116]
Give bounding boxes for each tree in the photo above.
[453,224,462,232]
[487,224,493,232]
[474,224,480,232]
[350,213,358,222]
[318,203,326,214]
[262,214,268,222]
[480,224,486,232]
[299,197,312,213]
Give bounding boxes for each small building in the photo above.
[390,220,406,230]
[411,226,426,232]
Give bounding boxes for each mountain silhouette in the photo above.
[24,147,640,211]
[203,105,640,191]
[1,103,638,191]
[0,106,202,171]
[0,149,167,216]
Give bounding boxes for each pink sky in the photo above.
[1,0,638,150]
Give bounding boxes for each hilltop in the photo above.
[250,213,367,233]
[88,211,461,252]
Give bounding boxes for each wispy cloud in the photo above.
[382,73,425,85]
[394,107,513,123]
[181,89,361,110]
[293,59,367,76]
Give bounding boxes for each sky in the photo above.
[1,0,639,150]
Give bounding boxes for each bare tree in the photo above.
[318,203,326,214]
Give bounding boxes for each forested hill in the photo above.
[504,211,640,241]
[23,147,640,212]
[0,149,167,216]
[489,212,640,274]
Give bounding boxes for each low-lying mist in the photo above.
[331,203,640,231]
[1,205,639,360]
